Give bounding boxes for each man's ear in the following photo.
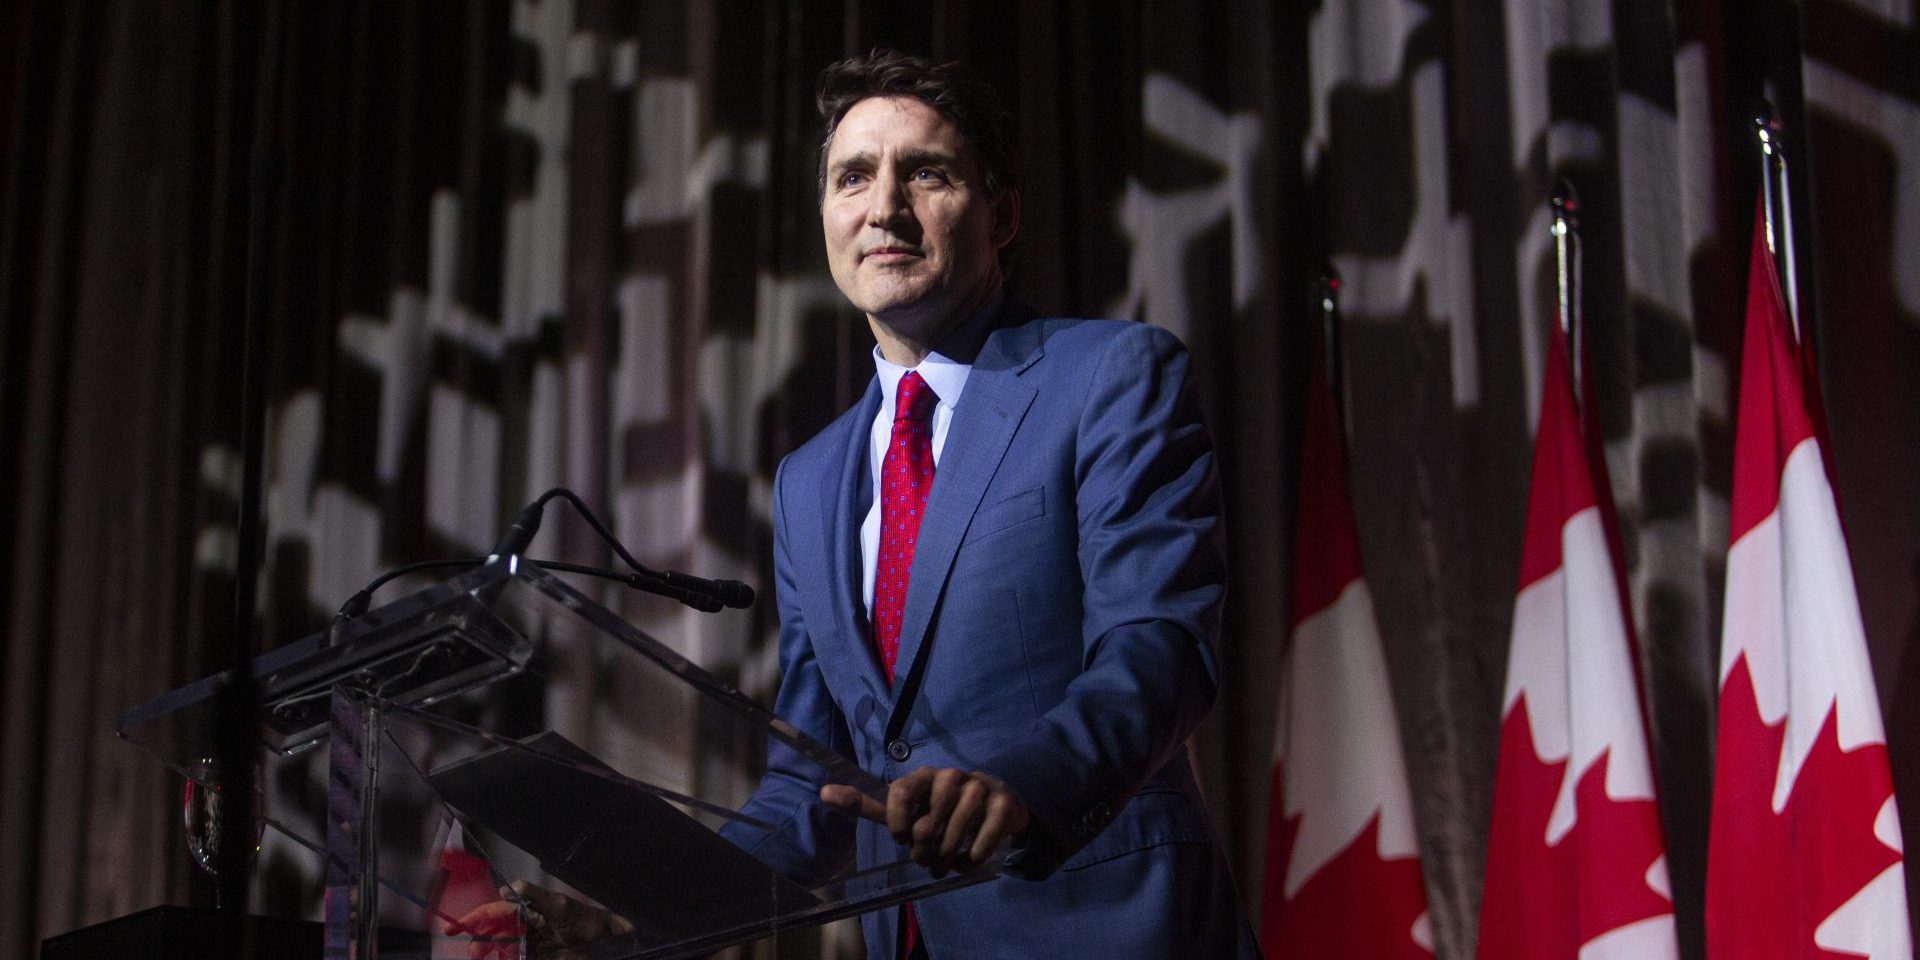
[991,189,1020,252]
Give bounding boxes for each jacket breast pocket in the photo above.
[962,486,1045,545]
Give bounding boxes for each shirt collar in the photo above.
[873,344,973,416]
[870,290,1006,414]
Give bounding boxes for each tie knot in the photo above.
[895,371,938,422]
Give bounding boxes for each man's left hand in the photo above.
[820,768,1030,874]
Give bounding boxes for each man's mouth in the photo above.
[863,246,922,264]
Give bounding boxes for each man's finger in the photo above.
[886,769,935,841]
[450,896,527,960]
[449,899,522,937]
[940,779,989,858]
[970,792,1024,865]
[819,783,888,823]
[914,769,966,843]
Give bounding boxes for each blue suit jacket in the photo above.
[732,308,1259,958]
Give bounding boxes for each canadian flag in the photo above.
[1703,208,1911,960]
[1261,355,1431,958]
[1475,318,1679,959]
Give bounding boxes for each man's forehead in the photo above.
[828,96,970,162]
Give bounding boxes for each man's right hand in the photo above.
[820,767,1030,876]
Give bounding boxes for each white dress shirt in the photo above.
[861,346,973,616]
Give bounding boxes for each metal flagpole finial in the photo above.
[1752,98,1802,340]
[1551,180,1582,374]
[1752,100,1781,156]
[1752,100,1781,258]
[1316,266,1341,328]
[1550,179,1581,226]
[1316,265,1343,395]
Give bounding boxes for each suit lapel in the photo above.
[818,379,890,705]
[890,317,1044,694]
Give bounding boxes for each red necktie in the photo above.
[873,370,937,681]
[874,370,937,958]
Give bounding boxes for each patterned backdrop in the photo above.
[2,1,1915,958]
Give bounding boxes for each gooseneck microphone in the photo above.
[328,488,753,637]
[488,488,755,612]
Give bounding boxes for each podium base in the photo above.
[41,905,429,960]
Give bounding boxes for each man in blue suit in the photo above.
[728,50,1260,959]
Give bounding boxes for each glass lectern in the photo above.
[118,558,1001,959]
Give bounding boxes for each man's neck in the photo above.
[870,285,1005,367]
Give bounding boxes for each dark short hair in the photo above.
[814,49,1020,205]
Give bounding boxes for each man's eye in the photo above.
[839,172,867,189]
[912,168,945,182]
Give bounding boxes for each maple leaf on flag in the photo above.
[1266,764,1431,959]
[1710,655,1903,960]
[1477,699,1675,960]
[1262,340,1431,958]
[1477,317,1678,960]
[1704,202,1911,960]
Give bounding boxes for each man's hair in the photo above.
[814,49,1020,206]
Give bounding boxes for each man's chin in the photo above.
[852,276,935,309]
[863,298,966,353]
[858,290,942,324]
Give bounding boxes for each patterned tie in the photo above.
[874,370,937,959]
[873,370,937,681]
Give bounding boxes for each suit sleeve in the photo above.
[719,457,858,886]
[978,322,1226,877]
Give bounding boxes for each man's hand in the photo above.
[448,879,634,960]
[820,768,1030,875]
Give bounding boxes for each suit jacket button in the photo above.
[887,739,911,761]
[1074,802,1111,837]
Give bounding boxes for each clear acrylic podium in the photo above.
[117,557,1002,959]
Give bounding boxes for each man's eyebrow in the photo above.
[829,150,876,176]
[828,149,962,179]
[894,148,959,169]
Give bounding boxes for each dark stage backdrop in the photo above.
[3,2,1915,958]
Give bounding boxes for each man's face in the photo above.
[821,96,1013,341]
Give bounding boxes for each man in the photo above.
[725,50,1258,959]
[460,49,1255,960]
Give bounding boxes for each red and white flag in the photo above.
[1262,357,1431,958]
[1476,319,1678,960]
[1703,208,1910,960]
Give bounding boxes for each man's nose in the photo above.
[865,167,911,228]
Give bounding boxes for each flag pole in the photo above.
[1551,180,1582,394]
[1753,102,1801,341]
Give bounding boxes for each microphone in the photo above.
[658,569,755,609]
[486,489,756,611]
[330,557,749,627]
